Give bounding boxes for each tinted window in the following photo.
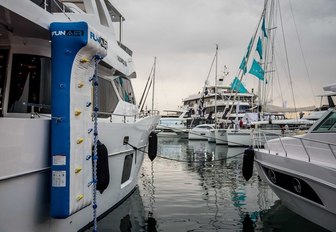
[113,76,135,104]
[8,54,51,114]
[97,77,118,118]
[121,154,133,184]
[0,50,8,116]
[313,112,336,132]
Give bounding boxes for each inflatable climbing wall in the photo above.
[49,22,107,218]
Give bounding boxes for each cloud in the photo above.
[113,0,335,111]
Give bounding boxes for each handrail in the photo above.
[31,0,72,13]
[95,110,159,123]
[252,129,336,163]
[255,129,336,147]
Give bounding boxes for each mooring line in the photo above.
[125,141,245,163]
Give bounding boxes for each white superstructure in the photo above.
[0,1,159,231]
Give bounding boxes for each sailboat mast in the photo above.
[151,56,156,113]
[224,1,268,124]
[215,44,218,127]
[261,0,271,114]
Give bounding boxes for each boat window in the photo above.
[97,77,118,118]
[8,54,51,114]
[105,0,123,22]
[113,76,135,104]
[121,153,133,184]
[312,112,336,132]
[0,49,8,116]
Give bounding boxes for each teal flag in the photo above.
[231,77,248,93]
[256,37,263,59]
[249,59,264,80]
[245,37,253,58]
[239,57,247,74]
[262,15,268,38]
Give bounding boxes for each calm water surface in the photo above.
[95,137,328,232]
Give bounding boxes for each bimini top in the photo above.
[323,83,336,93]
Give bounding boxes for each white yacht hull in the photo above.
[188,125,215,140]
[174,129,189,139]
[0,116,159,232]
[252,107,336,231]
[227,129,283,147]
[188,131,209,140]
[0,0,161,231]
[215,129,228,145]
[227,129,253,147]
[255,151,336,231]
[207,130,216,143]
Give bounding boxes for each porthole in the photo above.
[293,178,302,193]
[268,169,276,184]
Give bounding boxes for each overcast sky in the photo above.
[113,0,336,111]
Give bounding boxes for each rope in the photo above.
[288,0,317,106]
[124,141,245,163]
[92,55,102,232]
[278,1,297,117]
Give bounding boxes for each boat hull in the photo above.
[215,129,228,145]
[0,116,159,232]
[227,129,252,147]
[254,149,336,231]
[188,132,209,140]
[207,130,216,143]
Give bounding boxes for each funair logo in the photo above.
[90,32,108,50]
[51,30,84,37]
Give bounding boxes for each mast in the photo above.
[214,44,218,127]
[260,0,270,118]
[151,56,156,112]
[224,2,268,125]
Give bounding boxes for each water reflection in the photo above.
[93,188,146,232]
[152,138,271,231]
[94,137,327,231]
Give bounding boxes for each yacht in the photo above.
[188,123,215,140]
[156,109,188,137]
[183,84,256,144]
[226,113,314,147]
[0,1,159,231]
[251,90,336,231]
[182,84,256,123]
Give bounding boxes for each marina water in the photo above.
[93,137,328,231]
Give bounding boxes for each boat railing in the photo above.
[31,0,134,57]
[253,130,336,163]
[139,110,160,118]
[24,102,51,118]
[97,110,159,123]
[31,0,72,13]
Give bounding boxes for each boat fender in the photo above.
[94,140,110,193]
[242,147,255,181]
[148,132,157,161]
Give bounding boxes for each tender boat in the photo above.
[0,1,159,231]
[252,100,336,231]
[188,124,215,140]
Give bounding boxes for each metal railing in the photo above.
[96,109,159,123]
[31,0,72,13]
[252,129,336,163]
